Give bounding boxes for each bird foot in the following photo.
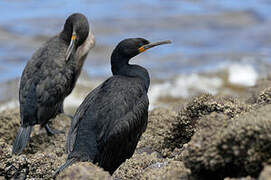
[45,124,65,136]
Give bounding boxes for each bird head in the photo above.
[111,38,171,62]
[61,13,90,61]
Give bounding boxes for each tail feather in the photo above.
[53,158,77,178]
[12,126,32,155]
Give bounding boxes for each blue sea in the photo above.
[1,0,271,109]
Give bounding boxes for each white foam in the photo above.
[64,79,99,108]
[0,100,19,112]
[149,63,259,108]
[228,64,258,86]
[149,73,222,108]
[64,94,85,108]
[0,95,84,113]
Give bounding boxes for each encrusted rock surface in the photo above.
[1,85,271,179]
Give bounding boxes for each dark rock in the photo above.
[56,162,111,180]
[256,87,271,105]
[183,104,271,179]
[164,94,250,155]
[138,108,178,157]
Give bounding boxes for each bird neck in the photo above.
[111,58,150,91]
[60,30,72,45]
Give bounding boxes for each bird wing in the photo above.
[19,49,46,124]
[96,90,148,172]
[66,82,103,154]
[35,64,76,107]
[28,36,74,107]
[19,76,39,125]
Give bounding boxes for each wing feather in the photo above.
[66,83,103,153]
[97,92,148,172]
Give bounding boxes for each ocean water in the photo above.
[1,0,271,110]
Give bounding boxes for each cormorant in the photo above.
[54,38,171,176]
[12,13,95,155]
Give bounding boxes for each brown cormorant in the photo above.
[12,13,95,155]
[54,38,171,176]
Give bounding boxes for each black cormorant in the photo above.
[54,38,171,176]
[12,13,95,155]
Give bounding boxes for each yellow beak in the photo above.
[65,33,77,61]
[138,40,171,53]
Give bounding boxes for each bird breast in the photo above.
[75,30,95,62]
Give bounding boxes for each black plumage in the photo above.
[54,38,171,176]
[12,13,95,155]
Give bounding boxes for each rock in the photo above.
[259,165,271,180]
[113,152,163,179]
[246,77,271,104]
[0,141,63,179]
[0,110,71,179]
[224,177,255,180]
[0,109,20,144]
[256,87,271,105]
[56,162,111,180]
[183,104,271,179]
[164,94,250,155]
[140,160,191,180]
[137,108,178,157]
[114,151,191,180]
